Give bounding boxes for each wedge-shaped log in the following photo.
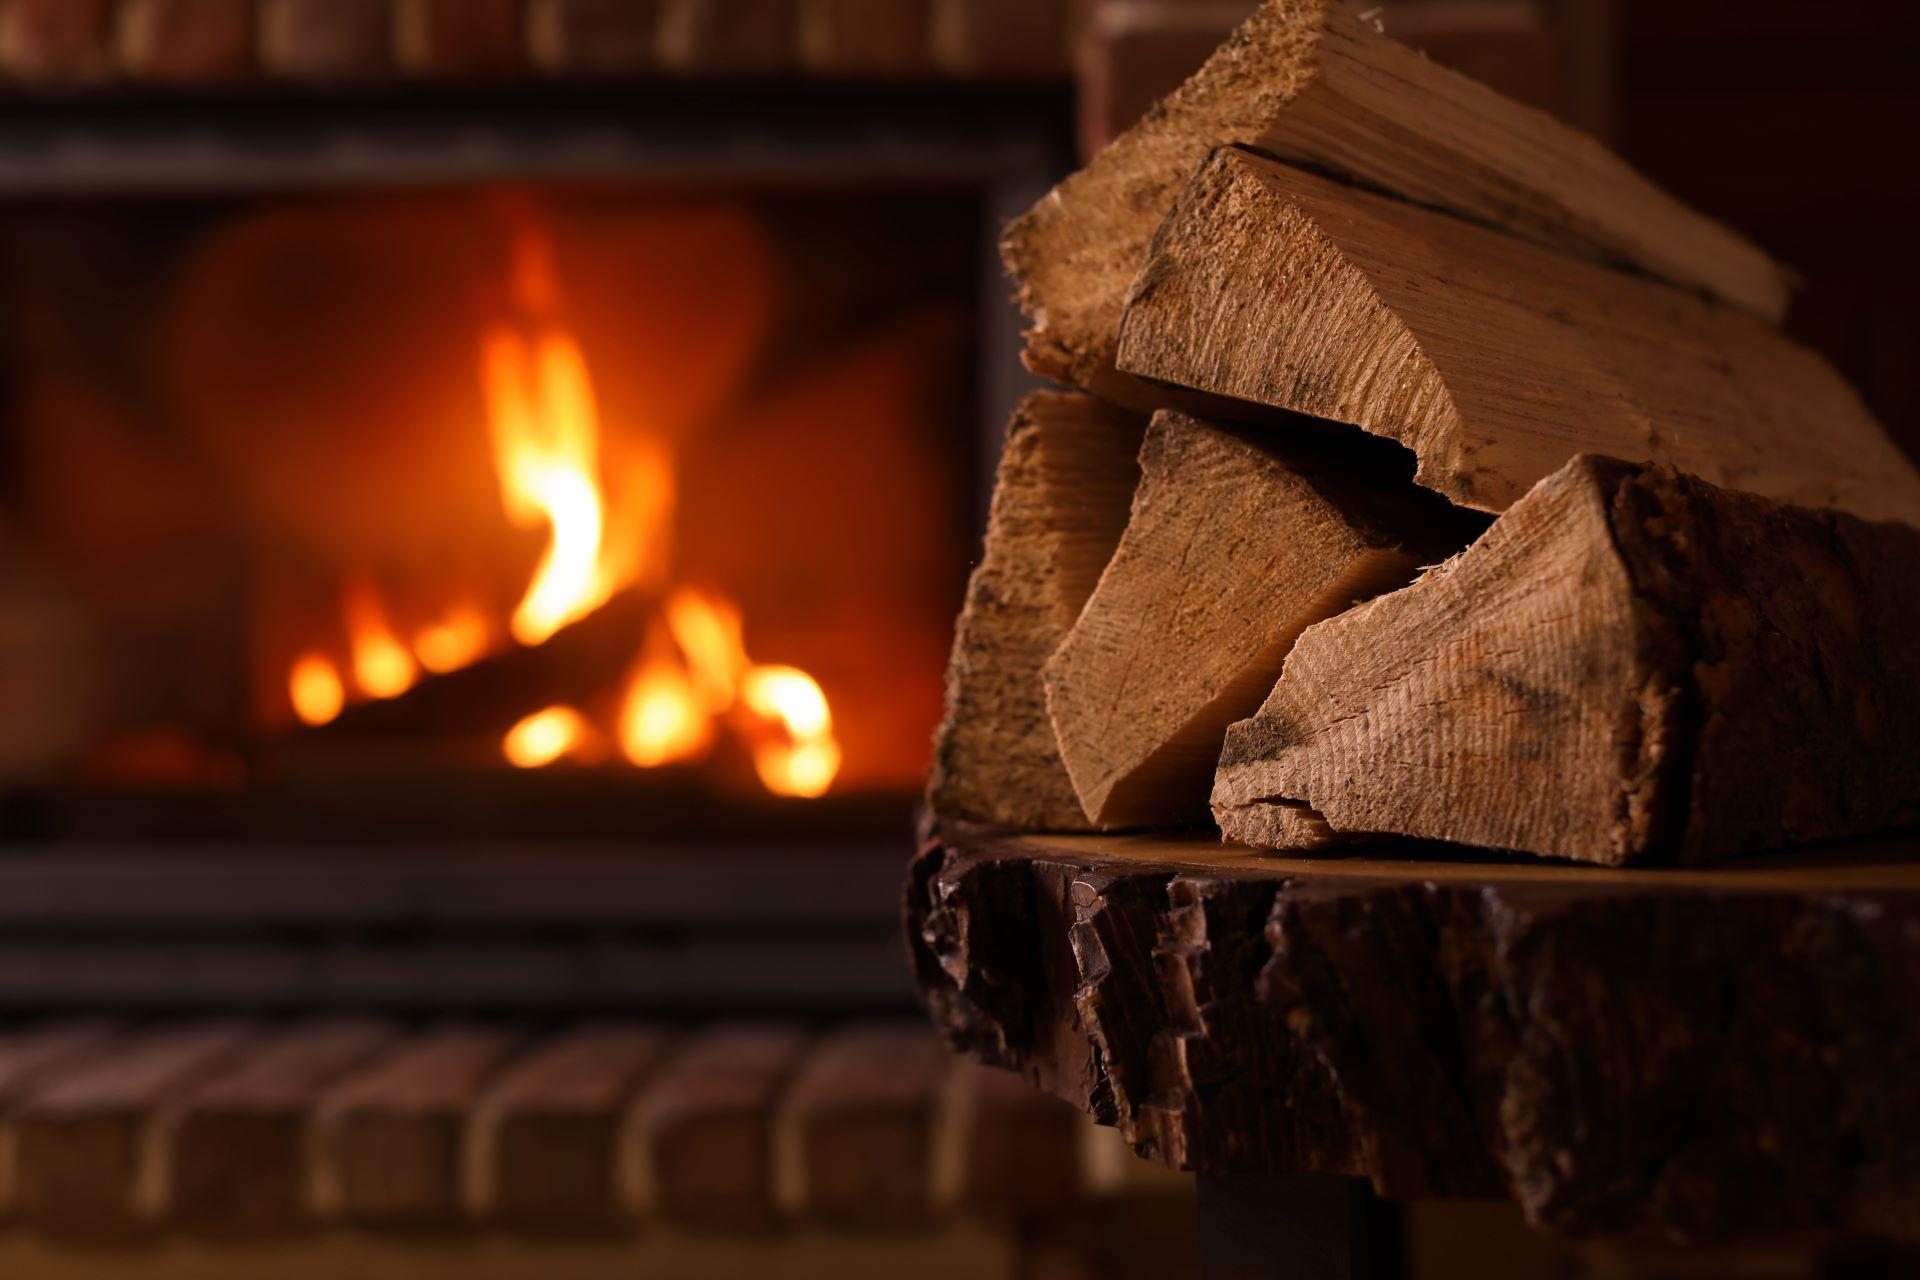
[1118,148,1920,525]
[1004,0,1788,403]
[929,391,1145,830]
[1214,455,1920,866]
[1046,412,1468,828]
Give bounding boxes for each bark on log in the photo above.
[1117,147,1920,524]
[1002,0,1788,406]
[1214,455,1920,866]
[929,391,1145,830]
[1043,411,1472,828]
[907,823,1920,1241]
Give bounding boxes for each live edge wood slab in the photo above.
[906,821,1920,1242]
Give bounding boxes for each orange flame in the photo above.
[617,623,712,768]
[289,654,345,726]
[503,705,590,768]
[343,578,417,700]
[414,605,489,674]
[740,665,841,798]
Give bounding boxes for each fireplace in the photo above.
[0,75,1070,1010]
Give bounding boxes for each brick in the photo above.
[931,0,1070,80]
[395,0,527,75]
[118,0,255,81]
[1074,0,1249,154]
[656,0,798,75]
[259,0,396,78]
[527,0,662,74]
[0,0,116,81]
[630,1024,808,1232]
[774,1025,950,1229]
[798,0,935,79]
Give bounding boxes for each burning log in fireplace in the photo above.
[932,0,1920,867]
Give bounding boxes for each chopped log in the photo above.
[465,1024,669,1229]
[1003,0,1789,405]
[285,585,649,749]
[1118,147,1920,524]
[929,391,1146,831]
[1044,411,1472,828]
[170,1020,397,1233]
[310,1026,521,1225]
[906,823,1920,1240]
[629,1024,808,1232]
[1214,454,1920,866]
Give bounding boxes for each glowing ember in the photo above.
[740,665,842,798]
[503,705,589,768]
[414,605,489,674]
[289,654,345,726]
[343,578,417,700]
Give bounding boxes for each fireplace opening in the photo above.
[0,183,979,845]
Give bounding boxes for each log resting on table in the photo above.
[907,821,1920,1242]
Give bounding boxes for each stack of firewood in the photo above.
[931,0,1920,868]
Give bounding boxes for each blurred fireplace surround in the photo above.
[0,47,1072,1013]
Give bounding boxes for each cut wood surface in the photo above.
[1214,455,1920,866]
[1117,147,1920,523]
[170,1020,395,1233]
[907,823,1920,1239]
[1044,411,1469,827]
[1003,0,1789,404]
[310,1026,521,1225]
[929,390,1145,830]
[631,1024,809,1232]
[6,1022,253,1233]
[467,1025,669,1228]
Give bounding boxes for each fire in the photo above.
[503,705,591,769]
[289,654,345,726]
[740,665,841,798]
[281,216,840,798]
[414,605,489,674]
[618,625,712,768]
[343,578,417,699]
[479,227,660,648]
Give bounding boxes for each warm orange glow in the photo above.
[343,579,417,699]
[665,587,747,711]
[414,605,489,674]
[289,654,345,726]
[503,705,589,768]
[618,629,713,768]
[739,664,841,798]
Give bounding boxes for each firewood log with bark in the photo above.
[1003,0,1789,408]
[1213,455,1920,866]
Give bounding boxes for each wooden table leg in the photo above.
[1197,1174,1405,1280]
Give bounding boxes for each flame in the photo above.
[617,624,712,768]
[740,665,841,798]
[666,588,747,711]
[289,654,345,726]
[343,578,417,699]
[504,705,589,768]
[414,605,489,674]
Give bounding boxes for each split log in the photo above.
[906,823,1920,1240]
[928,391,1145,830]
[1043,412,1474,828]
[1003,0,1788,405]
[1117,147,1920,525]
[1213,454,1920,866]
